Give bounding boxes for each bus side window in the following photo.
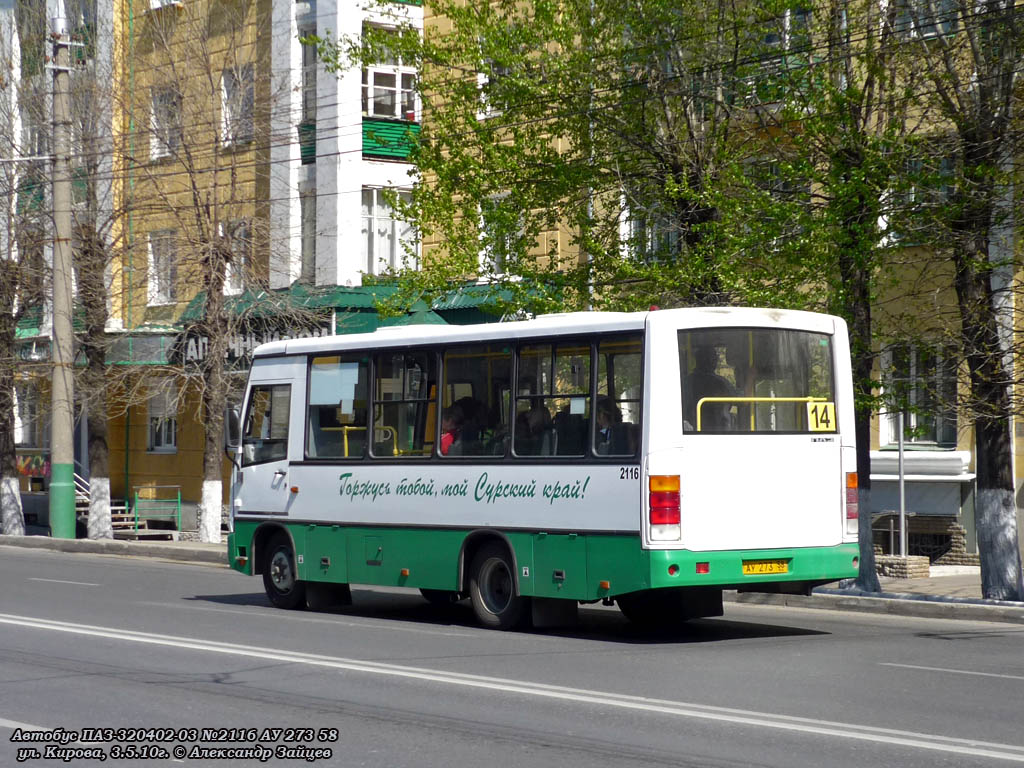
[595,335,642,456]
[373,350,438,457]
[441,345,512,457]
[306,356,368,459]
[514,341,590,457]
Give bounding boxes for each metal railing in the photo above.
[132,485,182,532]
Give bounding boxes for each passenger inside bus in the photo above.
[684,345,736,431]
[515,403,555,456]
[439,404,463,455]
[595,396,636,455]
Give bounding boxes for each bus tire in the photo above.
[263,533,306,610]
[468,543,528,630]
[420,589,461,605]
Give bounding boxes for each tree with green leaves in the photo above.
[740,0,937,591]
[316,0,818,314]
[896,0,1023,600]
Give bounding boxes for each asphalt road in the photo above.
[1,547,1022,768]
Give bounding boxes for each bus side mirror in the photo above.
[225,405,241,451]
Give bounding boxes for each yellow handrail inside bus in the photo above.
[696,396,826,432]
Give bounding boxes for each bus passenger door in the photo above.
[238,383,293,516]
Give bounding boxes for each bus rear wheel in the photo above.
[468,543,528,630]
[263,533,306,610]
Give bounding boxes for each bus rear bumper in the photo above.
[646,543,860,592]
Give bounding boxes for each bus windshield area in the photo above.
[679,328,835,434]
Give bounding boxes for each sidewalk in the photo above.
[0,534,227,566]
[3,534,1023,624]
[731,565,1024,625]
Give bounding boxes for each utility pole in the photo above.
[48,5,75,539]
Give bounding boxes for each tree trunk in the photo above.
[79,229,112,539]
[953,241,1023,601]
[86,400,111,539]
[835,158,881,592]
[0,330,25,536]
[198,242,229,544]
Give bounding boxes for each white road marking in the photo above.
[1,612,1023,763]
[0,717,56,733]
[27,578,100,587]
[881,662,1024,682]
[140,601,479,638]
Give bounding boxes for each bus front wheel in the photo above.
[468,543,527,630]
[263,533,306,610]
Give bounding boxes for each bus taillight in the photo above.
[846,472,859,535]
[649,475,681,540]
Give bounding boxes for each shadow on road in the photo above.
[188,589,828,644]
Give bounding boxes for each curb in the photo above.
[0,535,227,566]
[727,589,1024,625]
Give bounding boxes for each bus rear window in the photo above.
[678,328,835,433]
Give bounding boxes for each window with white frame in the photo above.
[362,27,418,121]
[889,154,954,243]
[148,229,177,305]
[883,343,958,446]
[361,188,416,275]
[619,193,680,264]
[762,6,811,52]
[147,382,178,453]
[301,39,317,123]
[893,0,958,38]
[150,86,182,160]
[222,63,255,146]
[745,7,812,105]
[14,383,49,449]
[478,193,522,275]
[223,219,251,295]
[477,58,513,119]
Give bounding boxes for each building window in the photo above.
[883,343,957,446]
[762,7,812,52]
[301,39,317,123]
[479,193,522,274]
[148,229,177,305]
[889,154,955,243]
[893,0,958,38]
[221,63,255,146]
[150,86,182,160]
[361,187,416,275]
[620,195,680,265]
[361,27,417,121]
[223,219,251,295]
[14,383,49,449]
[147,383,177,453]
[477,59,512,119]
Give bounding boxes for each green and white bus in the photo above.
[226,307,860,629]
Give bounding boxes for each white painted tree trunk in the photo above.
[199,479,222,543]
[87,476,112,539]
[976,488,1024,601]
[1,475,25,535]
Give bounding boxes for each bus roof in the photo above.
[252,306,840,359]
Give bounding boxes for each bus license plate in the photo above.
[742,559,789,575]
